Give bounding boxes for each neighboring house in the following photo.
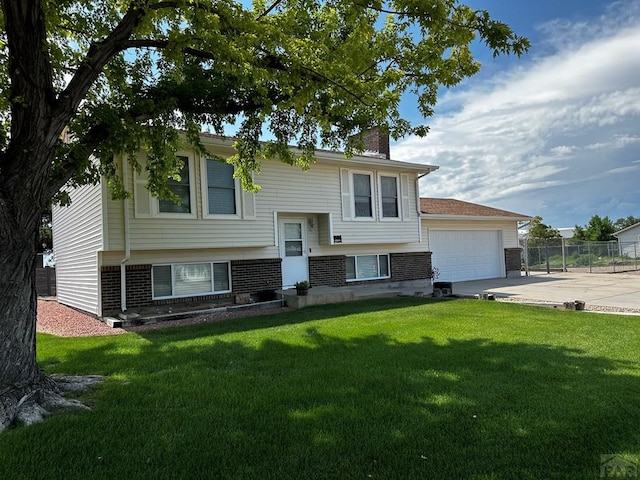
[52,133,439,317]
[557,227,575,239]
[420,198,531,282]
[613,221,640,258]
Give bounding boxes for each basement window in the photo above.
[152,262,231,299]
[346,254,390,281]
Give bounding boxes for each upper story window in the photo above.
[353,173,373,218]
[379,175,399,218]
[206,159,237,215]
[133,152,254,220]
[341,168,410,222]
[158,156,193,215]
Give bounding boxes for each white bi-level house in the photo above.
[53,132,440,316]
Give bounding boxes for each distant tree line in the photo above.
[574,215,640,242]
[526,215,640,242]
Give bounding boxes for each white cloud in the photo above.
[393,2,640,227]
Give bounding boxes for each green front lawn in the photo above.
[2,298,639,479]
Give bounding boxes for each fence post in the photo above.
[562,237,566,272]
[612,241,616,273]
[588,241,592,273]
[523,238,530,276]
[545,239,550,274]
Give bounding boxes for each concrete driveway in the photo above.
[452,271,640,312]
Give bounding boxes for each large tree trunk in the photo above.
[0,0,108,433]
[0,207,44,388]
[0,190,103,433]
[0,195,55,430]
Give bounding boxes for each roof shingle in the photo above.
[420,198,530,219]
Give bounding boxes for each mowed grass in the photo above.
[1,298,639,479]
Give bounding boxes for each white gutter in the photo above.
[415,170,437,216]
[120,159,131,312]
[415,170,439,243]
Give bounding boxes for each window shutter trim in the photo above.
[340,168,352,220]
[400,174,410,220]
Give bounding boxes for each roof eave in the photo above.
[197,132,439,174]
[316,151,439,173]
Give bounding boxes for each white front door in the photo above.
[279,219,309,288]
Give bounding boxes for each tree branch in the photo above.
[52,2,152,131]
[256,0,285,19]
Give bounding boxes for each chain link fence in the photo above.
[520,238,640,273]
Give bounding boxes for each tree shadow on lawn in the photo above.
[6,327,640,480]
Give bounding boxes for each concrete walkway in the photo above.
[281,272,640,313]
[453,271,640,311]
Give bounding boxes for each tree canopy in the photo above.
[574,215,617,242]
[614,215,640,231]
[0,0,529,202]
[526,216,561,240]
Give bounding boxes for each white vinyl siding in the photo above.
[107,151,422,251]
[52,181,104,315]
[346,254,390,281]
[152,261,231,299]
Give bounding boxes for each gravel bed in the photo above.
[37,299,127,337]
[37,299,290,337]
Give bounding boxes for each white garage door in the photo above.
[429,230,503,282]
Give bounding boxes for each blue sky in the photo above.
[392,0,640,229]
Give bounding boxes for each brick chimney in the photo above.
[363,128,390,159]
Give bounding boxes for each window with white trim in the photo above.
[152,262,231,299]
[353,173,373,218]
[345,254,390,281]
[159,156,192,214]
[205,158,237,215]
[379,175,399,218]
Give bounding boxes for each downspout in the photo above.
[120,159,131,312]
[415,169,436,215]
[415,170,434,242]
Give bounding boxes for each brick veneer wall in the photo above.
[101,266,122,313]
[125,264,153,309]
[504,248,522,276]
[309,256,347,287]
[101,263,239,315]
[231,258,282,294]
[101,265,153,313]
[308,252,431,287]
[390,252,432,281]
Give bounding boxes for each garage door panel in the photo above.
[430,230,502,282]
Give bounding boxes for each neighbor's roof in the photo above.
[420,198,531,220]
